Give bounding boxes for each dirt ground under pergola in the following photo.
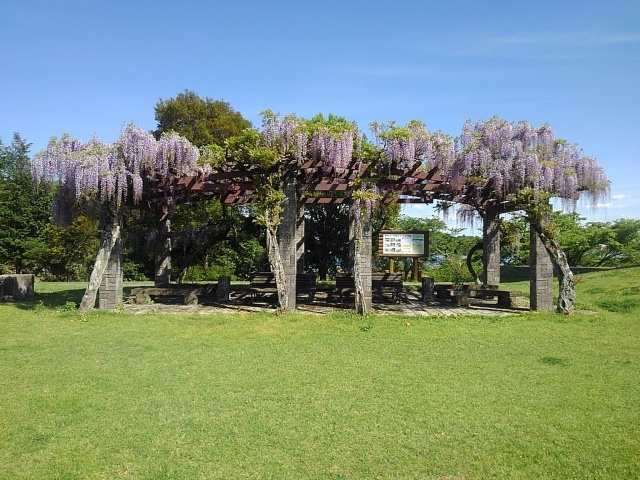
[122,290,531,316]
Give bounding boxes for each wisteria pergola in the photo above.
[127,157,538,313]
[34,116,608,314]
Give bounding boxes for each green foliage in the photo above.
[0,134,53,274]
[307,112,358,132]
[151,95,268,280]
[122,259,149,282]
[499,215,530,265]
[38,215,99,281]
[305,204,350,279]
[500,212,640,267]
[584,218,640,266]
[154,90,251,147]
[427,252,474,283]
[120,209,156,281]
[168,201,266,281]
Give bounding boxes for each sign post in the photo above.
[378,230,428,281]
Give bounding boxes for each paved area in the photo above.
[123,291,530,316]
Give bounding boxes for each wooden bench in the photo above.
[336,273,404,304]
[247,272,317,303]
[335,275,354,305]
[434,284,522,308]
[130,284,217,305]
[463,287,523,307]
[373,273,404,302]
[493,290,523,308]
[296,273,317,302]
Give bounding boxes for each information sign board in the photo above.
[379,230,428,257]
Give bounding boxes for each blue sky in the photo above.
[2,0,638,229]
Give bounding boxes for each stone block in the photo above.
[0,274,35,300]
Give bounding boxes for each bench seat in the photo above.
[247,272,317,303]
[130,285,216,305]
[434,284,522,308]
[336,273,404,304]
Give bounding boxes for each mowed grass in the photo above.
[1,270,639,479]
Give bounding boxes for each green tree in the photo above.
[39,216,99,281]
[499,215,530,266]
[154,90,251,147]
[584,219,640,267]
[0,134,52,273]
[500,212,595,267]
[499,212,639,269]
[305,204,350,280]
[150,91,256,282]
[170,202,266,282]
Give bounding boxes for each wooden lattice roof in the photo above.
[138,159,517,213]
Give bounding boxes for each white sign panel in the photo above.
[382,232,425,256]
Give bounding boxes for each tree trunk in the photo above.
[264,205,289,312]
[350,204,370,315]
[531,221,575,314]
[353,238,368,315]
[78,208,121,313]
[467,241,484,284]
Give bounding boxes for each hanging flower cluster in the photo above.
[261,112,301,156]
[370,121,458,175]
[32,124,201,208]
[454,116,609,206]
[351,182,381,219]
[258,112,362,175]
[371,121,428,170]
[303,115,360,174]
[310,126,359,174]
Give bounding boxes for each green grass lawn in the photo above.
[1,269,639,479]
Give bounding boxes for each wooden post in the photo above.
[421,276,435,302]
[217,276,231,302]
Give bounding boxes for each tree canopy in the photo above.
[0,134,52,274]
[154,90,251,147]
[153,91,254,283]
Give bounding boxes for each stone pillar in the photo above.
[97,230,123,310]
[421,276,435,302]
[483,207,501,287]
[278,178,298,310]
[155,212,171,286]
[0,274,35,300]
[217,275,231,302]
[349,203,372,313]
[530,224,554,311]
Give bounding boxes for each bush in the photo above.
[123,260,149,281]
[183,262,235,282]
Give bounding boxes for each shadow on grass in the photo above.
[500,266,531,283]
[11,288,86,311]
